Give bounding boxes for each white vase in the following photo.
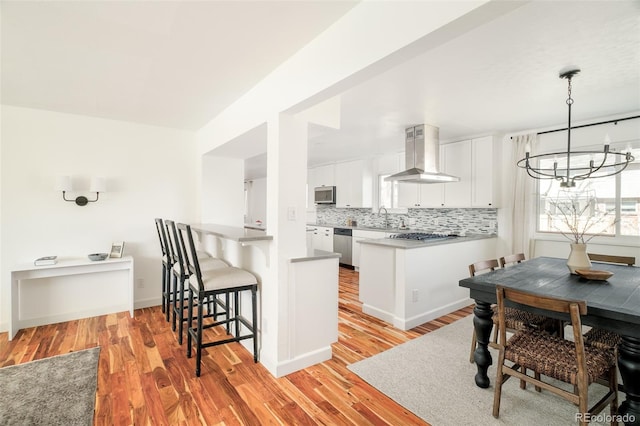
[567,243,592,274]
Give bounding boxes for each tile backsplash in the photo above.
[315,205,498,235]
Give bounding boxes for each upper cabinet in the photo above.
[442,139,472,207]
[307,164,335,210]
[397,137,495,208]
[396,149,444,207]
[335,159,372,208]
[308,136,496,210]
[471,136,495,207]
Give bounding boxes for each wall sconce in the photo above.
[56,176,106,206]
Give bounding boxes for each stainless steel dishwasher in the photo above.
[333,228,353,268]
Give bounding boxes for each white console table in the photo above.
[9,256,134,340]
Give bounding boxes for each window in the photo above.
[537,144,640,239]
[379,174,399,209]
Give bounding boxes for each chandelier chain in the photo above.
[566,76,574,105]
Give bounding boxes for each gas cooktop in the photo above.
[389,232,458,241]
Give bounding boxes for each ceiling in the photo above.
[1,1,358,130]
[3,1,640,180]
[303,0,640,170]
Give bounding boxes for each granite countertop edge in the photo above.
[290,249,341,263]
[358,234,496,249]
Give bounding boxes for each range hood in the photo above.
[385,124,460,184]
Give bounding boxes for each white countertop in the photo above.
[191,223,273,242]
[290,249,341,263]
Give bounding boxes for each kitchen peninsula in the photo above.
[358,234,496,330]
[191,223,340,377]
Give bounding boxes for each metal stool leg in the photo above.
[187,289,194,358]
[252,287,258,363]
[195,291,204,377]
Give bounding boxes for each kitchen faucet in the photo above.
[378,206,389,228]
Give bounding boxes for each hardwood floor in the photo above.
[0,267,473,425]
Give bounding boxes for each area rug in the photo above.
[348,316,622,426]
[0,347,100,426]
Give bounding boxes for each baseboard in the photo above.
[134,297,161,310]
[396,298,473,330]
[0,298,163,334]
[361,304,395,324]
[16,304,131,330]
[268,346,333,378]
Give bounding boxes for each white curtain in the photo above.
[509,134,537,258]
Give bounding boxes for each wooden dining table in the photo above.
[459,256,640,426]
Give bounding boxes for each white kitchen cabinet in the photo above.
[396,147,445,208]
[398,183,445,208]
[313,164,335,187]
[441,140,472,207]
[397,182,419,208]
[307,164,335,210]
[471,136,495,207]
[335,159,372,208]
[311,226,333,252]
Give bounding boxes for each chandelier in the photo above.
[517,69,634,188]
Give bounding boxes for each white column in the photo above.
[259,112,308,375]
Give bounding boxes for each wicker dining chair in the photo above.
[583,254,635,354]
[492,286,618,425]
[468,258,554,364]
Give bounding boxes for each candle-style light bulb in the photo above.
[525,142,531,154]
[603,133,611,153]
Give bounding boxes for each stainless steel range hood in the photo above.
[385,124,460,184]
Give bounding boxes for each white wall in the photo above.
[0,106,198,329]
[201,155,244,227]
[246,177,267,226]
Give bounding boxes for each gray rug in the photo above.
[0,347,100,426]
[348,316,622,425]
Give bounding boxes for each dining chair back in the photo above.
[587,253,635,266]
[493,286,618,424]
[469,259,500,276]
[499,253,525,268]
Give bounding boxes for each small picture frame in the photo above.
[109,241,125,258]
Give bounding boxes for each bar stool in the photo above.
[165,219,228,343]
[178,223,259,377]
[154,218,171,320]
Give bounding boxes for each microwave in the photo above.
[314,186,336,204]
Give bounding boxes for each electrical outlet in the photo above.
[136,278,144,289]
[412,289,419,302]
